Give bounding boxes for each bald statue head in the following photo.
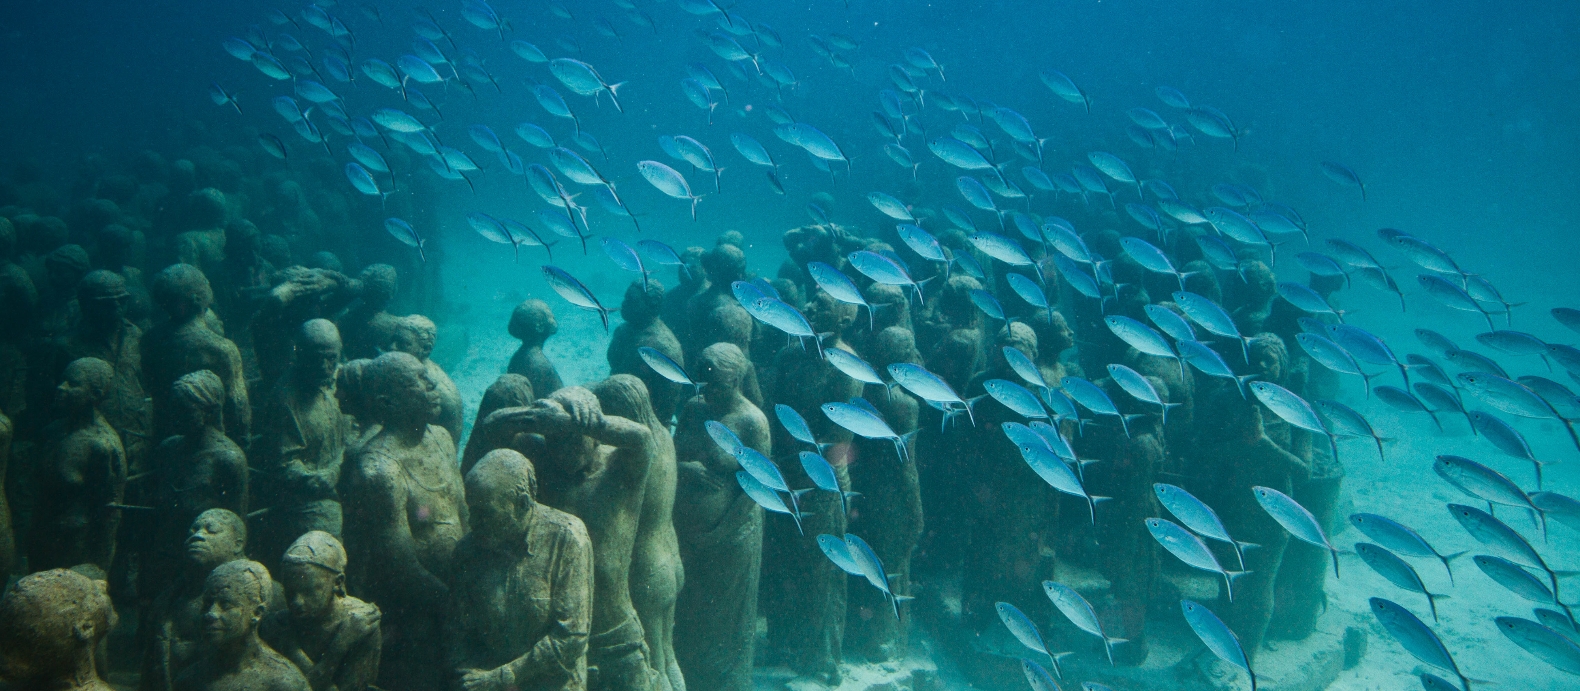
[698,343,750,403]
[0,569,116,686]
[295,318,342,386]
[620,279,666,326]
[508,299,558,345]
[152,263,213,321]
[390,314,437,361]
[366,351,439,430]
[56,357,114,416]
[466,449,540,552]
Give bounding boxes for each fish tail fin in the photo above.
[1103,637,1128,666]
[598,307,611,333]
[1234,374,1257,399]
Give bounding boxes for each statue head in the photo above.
[465,449,539,553]
[96,223,137,267]
[992,322,1039,373]
[0,569,116,685]
[873,326,920,370]
[185,508,247,570]
[200,560,272,647]
[508,299,558,345]
[1241,260,1276,302]
[295,319,342,387]
[865,283,911,332]
[171,369,225,434]
[357,264,398,308]
[389,315,436,361]
[279,531,347,623]
[366,352,439,430]
[477,374,535,423]
[76,270,130,328]
[1248,332,1288,384]
[152,263,214,321]
[697,342,749,403]
[620,279,666,326]
[1182,260,1222,303]
[55,357,113,416]
[1028,309,1074,358]
[938,275,984,327]
[803,289,857,335]
[44,244,90,293]
[701,243,746,285]
[593,374,658,430]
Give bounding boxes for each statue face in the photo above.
[200,582,258,645]
[468,486,533,551]
[185,514,244,568]
[299,339,341,386]
[281,564,338,622]
[384,362,440,426]
[54,369,97,413]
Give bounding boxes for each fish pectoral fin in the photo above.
[1226,570,1254,583]
[1236,541,1261,553]
[1089,495,1114,504]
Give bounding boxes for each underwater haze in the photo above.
[1,0,1578,690]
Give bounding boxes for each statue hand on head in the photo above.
[555,387,605,431]
[460,667,512,691]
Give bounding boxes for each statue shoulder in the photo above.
[537,505,591,546]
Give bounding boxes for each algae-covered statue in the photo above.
[507,299,565,399]
[446,449,593,691]
[261,531,382,691]
[593,375,684,691]
[173,559,309,691]
[0,569,118,691]
[481,386,658,691]
[144,370,248,596]
[30,357,127,572]
[459,374,536,477]
[671,343,766,691]
[142,263,249,446]
[253,319,348,570]
[388,314,463,440]
[340,352,466,691]
[141,509,251,691]
[607,280,685,426]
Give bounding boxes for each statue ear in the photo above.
[72,618,96,644]
[333,573,348,597]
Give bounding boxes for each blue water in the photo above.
[2,0,1577,689]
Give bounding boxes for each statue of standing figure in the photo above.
[340,352,467,691]
[29,357,127,572]
[479,386,658,691]
[671,343,766,691]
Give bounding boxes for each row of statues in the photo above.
[0,189,1343,690]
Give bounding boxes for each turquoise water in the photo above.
[2,0,1578,689]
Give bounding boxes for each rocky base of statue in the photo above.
[754,652,942,691]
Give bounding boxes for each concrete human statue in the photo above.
[446,449,593,691]
[250,266,361,386]
[141,509,252,691]
[174,559,310,691]
[339,351,466,691]
[684,243,751,359]
[30,356,127,572]
[260,531,382,691]
[591,375,683,691]
[459,374,536,477]
[254,319,350,569]
[333,359,377,453]
[607,280,686,425]
[658,247,706,349]
[480,386,658,691]
[845,325,924,661]
[507,299,565,398]
[336,264,399,361]
[0,569,118,691]
[670,343,766,691]
[387,314,463,440]
[142,263,250,446]
[144,370,249,597]
[51,270,152,477]
[762,290,862,684]
[0,217,39,418]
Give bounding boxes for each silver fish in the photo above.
[846,534,908,619]
[1061,376,1138,437]
[821,403,910,463]
[1356,542,1446,622]
[542,265,612,332]
[818,534,864,575]
[1467,411,1547,489]
[1349,513,1464,584]
[996,601,1069,678]
[1148,518,1247,601]
[1022,444,1107,524]
[1154,483,1254,570]
[825,348,887,389]
[1250,382,1335,454]
[1450,503,1560,597]
[1475,555,1564,613]
[1495,616,1580,675]
[890,363,976,425]
[1254,486,1341,578]
[1180,600,1254,689]
[984,380,1048,420]
[1104,316,1184,378]
[1107,364,1179,424]
[798,452,857,516]
[1313,399,1391,462]
[1044,580,1126,665]
[1178,340,1254,398]
[1370,598,1468,690]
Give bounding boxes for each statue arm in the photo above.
[505,528,592,684]
[219,341,251,446]
[481,401,569,437]
[584,414,653,485]
[89,440,127,569]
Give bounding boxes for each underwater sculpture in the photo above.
[508,298,567,399]
[608,280,686,426]
[174,559,309,691]
[0,569,118,691]
[253,319,349,571]
[142,263,249,446]
[447,449,594,691]
[481,385,659,691]
[340,352,466,691]
[30,357,127,572]
[140,509,253,691]
[261,531,382,691]
[672,343,767,691]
